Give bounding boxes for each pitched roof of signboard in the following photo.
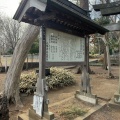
[13,0,109,37]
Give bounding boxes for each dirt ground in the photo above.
[0,66,119,120]
[86,104,120,120]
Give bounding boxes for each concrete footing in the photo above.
[29,106,54,120]
[114,93,120,103]
[75,91,98,105]
[18,106,54,120]
[18,114,29,120]
[74,102,106,120]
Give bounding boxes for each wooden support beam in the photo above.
[33,8,43,16]
[34,13,56,23]
[40,14,55,21]
[53,14,96,33]
[104,23,120,31]
[46,21,85,37]
[93,1,120,16]
[101,6,120,16]
[93,1,120,11]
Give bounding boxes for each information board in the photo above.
[46,28,85,62]
[33,95,43,117]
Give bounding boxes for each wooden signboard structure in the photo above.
[93,1,120,103]
[13,0,108,120]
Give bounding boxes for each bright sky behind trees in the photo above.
[0,0,100,18]
[0,0,20,17]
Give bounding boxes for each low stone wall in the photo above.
[23,62,39,70]
[0,62,39,73]
[0,67,9,73]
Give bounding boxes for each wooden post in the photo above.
[114,36,120,103]
[30,25,54,120]
[118,35,120,96]
[103,46,107,70]
[81,35,91,93]
[80,0,90,73]
[85,36,89,72]
[36,25,48,112]
[26,54,28,70]
[75,36,97,105]
[118,35,120,95]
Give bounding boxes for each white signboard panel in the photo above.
[46,28,85,62]
[33,95,43,117]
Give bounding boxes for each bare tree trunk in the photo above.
[99,36,113,78]
[4,25,39,109]
[103,46,107,70]
[79,0,89,10]
[104,38,111,76]
[0,53,2,67]
[118,33,120,94]
[26,54,29,70]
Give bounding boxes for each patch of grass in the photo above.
[60,107,87,120]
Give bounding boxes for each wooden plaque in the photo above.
[46,28,85,63]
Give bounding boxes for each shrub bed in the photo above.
[19,67,75,94]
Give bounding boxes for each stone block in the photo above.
[29,106,54,120]
[75,91,98,105]
[44,112,54,120]
[114,93,120,103]
[18,114,29,120]
[29,108,46,120]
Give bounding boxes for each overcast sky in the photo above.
[0,0,20,17]
[0,0,100,19]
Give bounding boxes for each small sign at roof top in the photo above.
[46,28,85,62]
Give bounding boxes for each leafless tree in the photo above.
[4,25,39,109]
[0,15,23,53]
[0,13,40,109]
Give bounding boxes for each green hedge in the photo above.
[19,67,75,94]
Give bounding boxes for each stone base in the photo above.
[18,114,29,120]
[75,91,98,105]
[29,106,54,120]
[114,93,120,104]
[74,103,106,120]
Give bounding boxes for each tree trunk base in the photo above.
[71,66,95,74]
[88,66,95,74]
[0,96,9,120]
[107,73,114,79]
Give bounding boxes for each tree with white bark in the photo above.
[3,25,39,108]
